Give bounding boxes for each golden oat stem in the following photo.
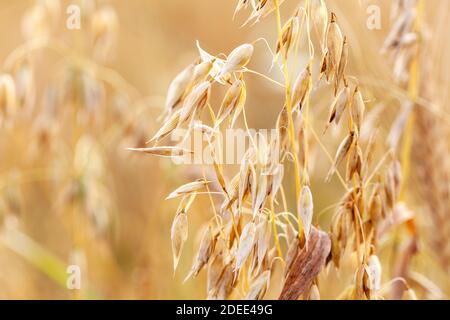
[269,195,284,262]
[273,0,304,236]
[399,0,424,200]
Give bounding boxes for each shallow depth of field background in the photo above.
[0,0,448,299]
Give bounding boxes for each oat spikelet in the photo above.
[185,227,217,281]
[276,12,300,59]
[325,85,350,132]
[245,270,271,300]
[0,74,17,120]
[326,131,355,182]
[179,81,211,125]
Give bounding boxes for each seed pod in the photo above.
[326,131,355,182]
[91,6,119,60]
[216,80,246,128]
[165,64,195,113]
[335,36,348,94]
[253,172,268,217]
[212,154,227,194]
[192,60,214,85]
[351,87,365,133]
[0,74,17,119]
[355,264,371,300]
[179,81,211,125]
[368,188,383,222]
[326,13,343,75]
[207,253,224,295]
[296,114,307,168]
[367,255,382,294]
[171,211,188,271]
[245,270,271,300]
[256,218,271,272]
[298,185,314,241]
[291,65,312,111]
[236,222,257,270]
[276,14,300,58]
[166,179,210,200]
[220,43,254,78]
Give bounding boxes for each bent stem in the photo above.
[399,0,424,200]
[269,195,284,262]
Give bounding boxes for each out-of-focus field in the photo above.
[0,0,448,299]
